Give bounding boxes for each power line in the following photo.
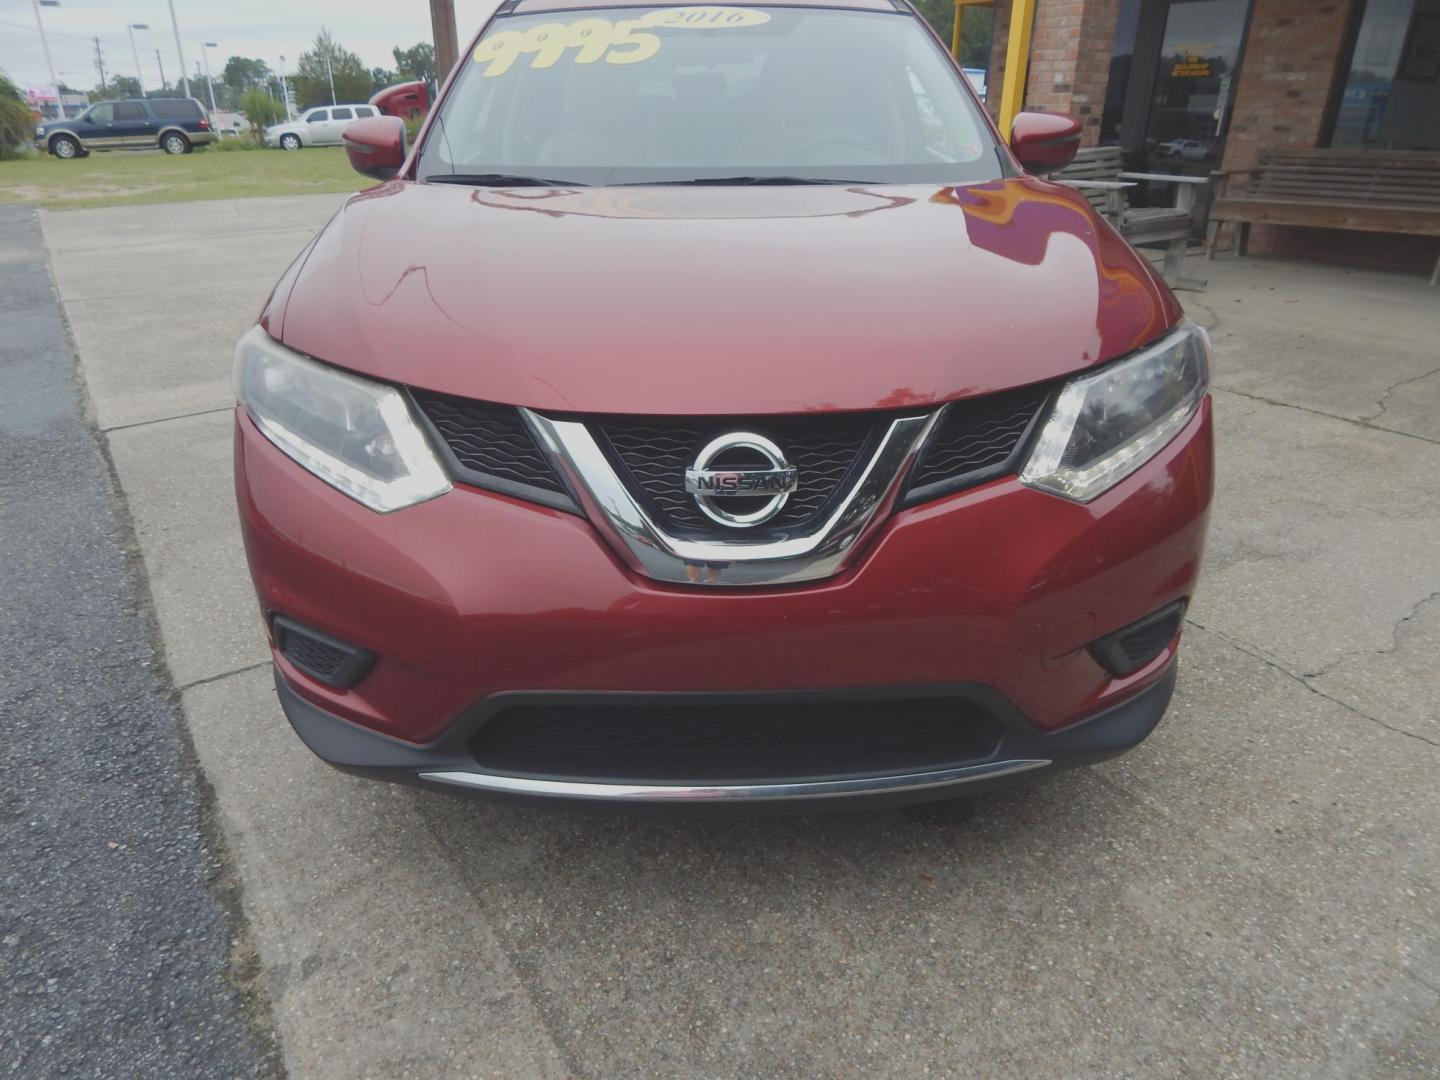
[0,16,131,49]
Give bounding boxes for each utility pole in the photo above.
[167,0,190,98]
[31,0,60,92]
[429,0,459,82]
[128,23,148,97]
[155,49,166,92]
[93,37,107,97]
[325,51,336,106]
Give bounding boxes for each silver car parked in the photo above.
[264,105,382,150]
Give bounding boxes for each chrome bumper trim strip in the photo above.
[417,758,1051,802]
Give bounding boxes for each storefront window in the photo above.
[1332,0,1440,150]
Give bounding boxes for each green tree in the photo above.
[391,42,437,87]
[223,56,272,96]
[241,87,282,134]
[909,1,992,69]
[370,66,396,94]
[107,74,142,99]
[0,70,35,160]
[292,29,371,108]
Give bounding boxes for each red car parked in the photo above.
[234,0,1212,811]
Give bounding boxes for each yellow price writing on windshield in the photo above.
[473,7,771,77]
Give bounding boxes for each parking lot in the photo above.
[16,194,1440,1076]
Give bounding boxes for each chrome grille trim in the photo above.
[524,409,941,587]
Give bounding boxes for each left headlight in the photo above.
[234,326,451,513]
[1020,322,1210,502]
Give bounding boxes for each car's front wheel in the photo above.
[280,133,301,151]
[50,134,81,160]
[161,132,191,155]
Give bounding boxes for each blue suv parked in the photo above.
[36,98,215,159]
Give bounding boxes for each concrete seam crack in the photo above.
[176,660,273,693]
[1186,618,1440,750]
[1300,591,1440,680]
[103,405,233,434]
[1359,367,1440,423]
[1211,383,1440,448]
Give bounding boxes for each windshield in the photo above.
[417,4,1005,185]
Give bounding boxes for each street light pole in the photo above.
[201,42,218,114]
[32,0,60,93]
[324,51,336,106]
[154,49,166,92]
[166,0,190,98]
[128,23,149,97]
[278,56,293,121]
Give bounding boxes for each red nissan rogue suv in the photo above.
[234,0,1212,810]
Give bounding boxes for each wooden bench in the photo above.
[1207,149,1440,284]
[1055,146,1209,289]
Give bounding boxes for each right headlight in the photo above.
[1020,322,1210,502]
[234,326,451,513]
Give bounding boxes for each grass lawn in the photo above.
[0,146,360,210]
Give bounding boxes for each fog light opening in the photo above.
[1088,601,1187,677]
[272,615,375,689]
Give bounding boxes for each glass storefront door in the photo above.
[1100,0,1250,230]
[1142,0,1248,175]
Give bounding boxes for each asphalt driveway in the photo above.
[32,195,1440,1078]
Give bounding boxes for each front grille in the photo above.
[407,382,1053,528]
[597,413,882,534]
[906,383,1052,497]
[410,389,567,497]
[471,697,1002,782]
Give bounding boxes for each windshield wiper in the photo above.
[618,175,871,186]
[424,173,590,187]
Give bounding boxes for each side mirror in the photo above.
[343,116,407,182]
[1009,111,1083,172]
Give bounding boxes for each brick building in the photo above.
[980,0,1440,271]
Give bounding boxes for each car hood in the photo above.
[273,177,1180,415]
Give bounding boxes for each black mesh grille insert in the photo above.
[597,413,882,534]
[907,384,1052,494]
[1114,614,1182,668]
[471,697,1002,782]
[274,616,374,688]
[410,389,566,496]
[280,631,347,679]
[1089,602,1185,677]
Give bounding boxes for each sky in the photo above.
[1,0,503,93]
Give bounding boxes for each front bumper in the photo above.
[274,661,1177,812]
[237,395,1212,806]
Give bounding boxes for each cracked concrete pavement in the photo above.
[34,197,1440,1077]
